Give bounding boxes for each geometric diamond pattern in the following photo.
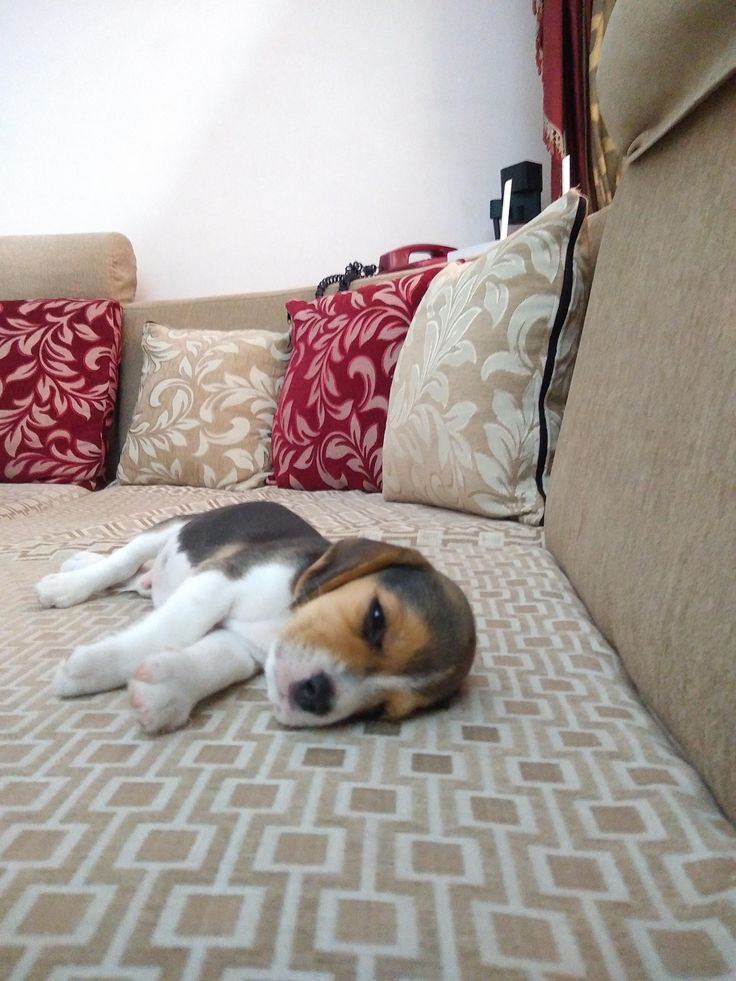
[1,483,734,979]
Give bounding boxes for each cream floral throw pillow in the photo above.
[117,323,290,488]
[383,190,591,524]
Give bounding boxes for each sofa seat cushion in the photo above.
[1,484,733,978]
[0,482,91,521]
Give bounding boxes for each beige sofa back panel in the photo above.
[0,232,137,303]
[112,287,314,474]
[598,0,736,163]
[545,75,736,821]
[583,207,607,266]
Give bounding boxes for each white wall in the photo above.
[1,0,546,300]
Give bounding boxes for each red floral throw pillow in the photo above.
[271,268,440,491]
[0,299,123,488]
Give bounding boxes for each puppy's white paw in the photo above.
[54,660,86,698]
[53,640,126,697]
[59,550,104,573]
[128,653,195,734]
[35,573,88,609]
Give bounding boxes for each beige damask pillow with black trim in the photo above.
[117,322,290,488]
[383,190,591,525]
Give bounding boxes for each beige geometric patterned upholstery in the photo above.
[1,485,733,977]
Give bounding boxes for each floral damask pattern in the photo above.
[0,299,122,487]
[383,191,591,525]
[117,323,290,488]
[270,267,440,491]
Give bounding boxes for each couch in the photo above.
[1,2,734,977]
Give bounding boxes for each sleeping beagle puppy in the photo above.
[34,502,476,734]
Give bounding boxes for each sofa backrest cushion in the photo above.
[114,287,314,478]
[0,232,137,303]
[598,0,736,163]
[545,2,736,821]
[117,322,291,489]
[272,267,439,491]
[0,298,122,488]
[383,191,592,525]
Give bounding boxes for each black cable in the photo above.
[315,261,378,298]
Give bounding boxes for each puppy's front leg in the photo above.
[54,570,235,697]
[128,630,260,733]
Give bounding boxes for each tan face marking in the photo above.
[280,575,430,676]
[270,538,476,726]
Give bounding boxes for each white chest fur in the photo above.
[225,562,296,662]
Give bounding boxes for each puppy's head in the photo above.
[264,538,476,726]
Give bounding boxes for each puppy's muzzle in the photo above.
[291,671,334,716]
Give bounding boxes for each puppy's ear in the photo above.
[293,537,429,605]
[380,687,432,721]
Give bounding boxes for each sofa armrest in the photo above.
[0,232,137,303]
[110,286,314,478]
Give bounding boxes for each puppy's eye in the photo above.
[363,598,386,649]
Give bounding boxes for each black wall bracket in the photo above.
[490,161,543,239]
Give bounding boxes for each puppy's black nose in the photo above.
[291,672,334,716]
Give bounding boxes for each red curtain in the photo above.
[534,0,592,199]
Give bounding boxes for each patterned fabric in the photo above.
[270,268,439,491]
[534,0,592,198]
[117,323,291,489]
[589,0,622,209]
[0,482,90,521]
[383,191,591,525]
[1,483,734,978]
[0,299,122,488]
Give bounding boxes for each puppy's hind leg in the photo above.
[35,522,183,609]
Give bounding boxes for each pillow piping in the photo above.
[535,193,588,500]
